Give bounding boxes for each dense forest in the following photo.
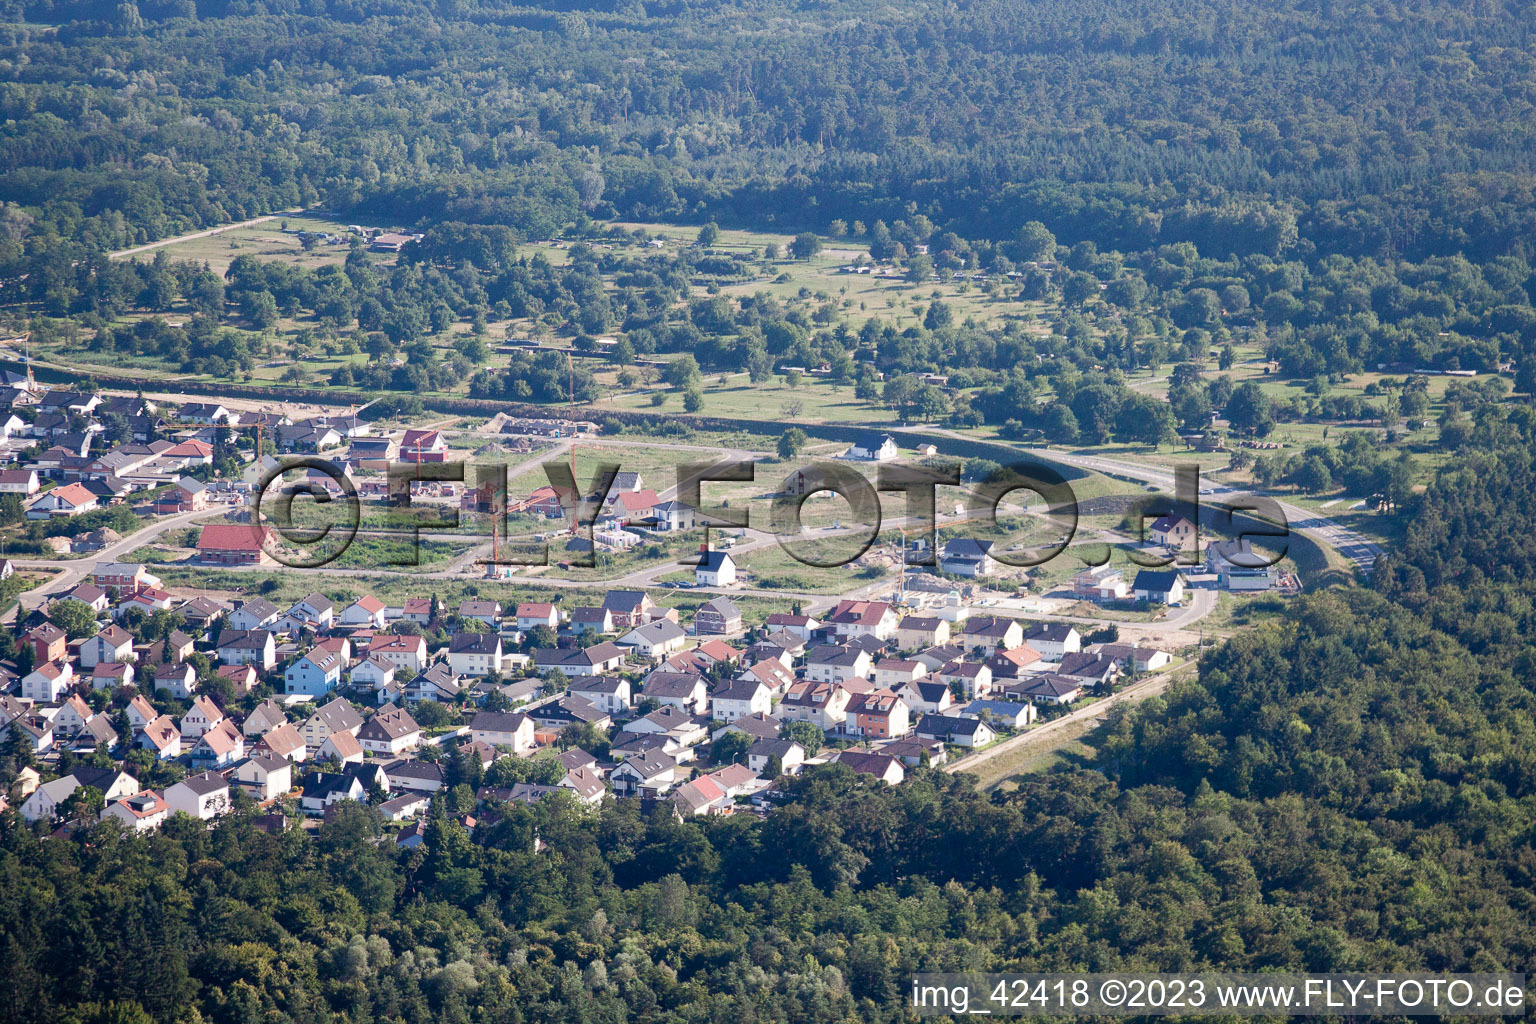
[5,0,1536,426]
[3,0,1536,260]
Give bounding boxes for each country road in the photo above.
[896,427,1383,576]
[110,215,280,259]
[943,662,1194,783]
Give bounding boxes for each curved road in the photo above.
[896,427,1383,576]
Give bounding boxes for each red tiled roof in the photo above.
[197,524,269,552]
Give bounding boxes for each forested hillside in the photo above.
[3,0,1536,259]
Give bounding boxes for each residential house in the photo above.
[1022,623,1082,660]
[51,695,95,736]
[693,597,742,635]
[381,759,446,794]
[568,675,632,715]
[937,660,993,699]
[601,590,656,629]
[228,598,280,631]
[338,595,388,629]
[241,699,288,738]
[1055,652,1124,688]
[114,587,175,621]
[25,623,67,664]
[897,679,955,715]
[764,613,819,641]
[138,716,182,759]
[404,663,462,703]
[469,711,535,753]
[28,482,98,519]
[1150,514,1198,554]
[379,792,430,821]
[958,616,1024,650]
[513,601,560,632]
[177,402,235,425]
[358,705,421,756]
[253,722,307,762]
[915,714,995,749]
[1019,673,1085,705]
[568,606,613,635]
[804,645,872,685]
[22,777,83,822]
[458,599,502,628]
[280,593,335,632]
[985,644,1045,681]
[695,549,736,587]
[670,775,731,816]
[233,753,293,801]
[22,660,72,702]
[641,672,709,715]
[650,499,695,531]
[91,661,134,691]
[91,562,162,595]
[316,730,364,764]
[845,689,910,739]
[349,654,397,692]
[1072,565,1130,602]
[0,469,38,495]
[846,433,899,461]
[399,428,448,462]
[619,619,688,662]
[448,632,504,677]
[217,663,259,696]
[124,694,158,730]
[101,791,170,832]
[366,634,429,674]
[80,625,134,670]
[196,523,271,565]
[286,650,342,697]
[747,738,804,775]
[165,772,231,820]
[533,641,627,677]
[835,749,905,784]
[179,695,225,739]
[896,615,950,650]
[153,477,208,513]
[711,678,771,721]
[300,773,366,815]
[1133,569,1187,606]
[191,719,245,767]
[609,749,678,796]
[528,694,611,732]
[940,538,996,578]
[399,597,433,625]
[1205,537,1279,591]
[301,697,364,751]
[780,680,853,732]
[218,629,277,670]
[960,699,1036,730]
[825,600,898,640]
[874,658,927,690]
[884,737,949,767]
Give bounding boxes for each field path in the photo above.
[111,215,280,259]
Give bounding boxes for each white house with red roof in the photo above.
[514,602,560,631]
[27,481,97,519]
[339,595,387,628]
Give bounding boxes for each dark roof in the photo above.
[1133,569,1184,592]
[450,632,502,655]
